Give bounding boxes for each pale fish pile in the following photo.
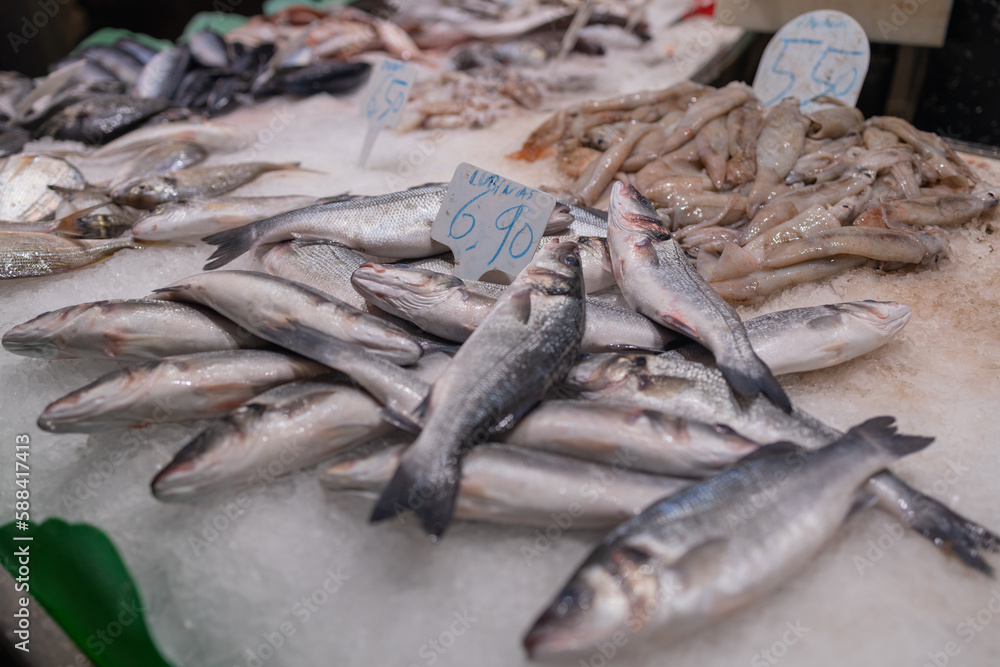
[512,81,999,303]
[4,168,997,661]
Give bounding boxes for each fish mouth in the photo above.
[844,300,912,336]
[2,326,60,358]
[608,181,664,236]
[351,265,457,310]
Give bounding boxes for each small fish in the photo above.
[370,240,586,537]
[153,379,392,502]
[323,443,690,529]
[132,195,319,241]
[152,270,423,365]
[522,418,934,658]
[273,61,372,96]
[132,45,191,99]
[0,232,140,279]
[3,299,264,360]
[607,182,791,411]
[38,94,170,144]
[0,155,86,222]
[109,141,209,190]
[112,161,303,209]
[37,350,326,433]
[86,120,254,159]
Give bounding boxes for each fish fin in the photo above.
[417,341,461,356]
[717,358,792,412]
[369,446,460,538]
[848,416,934,458]
[671,538,729,587]
[315,192,360,205]
[502,288,533,325]
[737,440,804,463]
[603,343,673,354]
[202,225,256,270]
[381,405,423,434]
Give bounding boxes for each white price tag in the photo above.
[753,10,870,114]
[432,163,557,281]
[358,58,416,167]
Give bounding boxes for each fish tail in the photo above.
[281,161,324,175]
[717,356,792,412]
[369,445,459,538]
[850,416,934,458]
[202,225,256,269]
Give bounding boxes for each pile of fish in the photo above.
[5,174,997,659]
[512,80,1000,303]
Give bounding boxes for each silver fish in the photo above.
[259,239,371,309]
[37,350,326,433]
[112,161,302,209]
[522,418,933,657]
[323,443,690,529]
[606,181,790,410]
[152,379,392,502]
[86,120,254,159]
[152,270,423,365]
[3,299,264,360]
[132,195,320,241]
[0,155,86,222]
[369,240,586,537]
[109,140,208,190]
[0,232,140,279]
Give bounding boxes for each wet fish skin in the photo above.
[37,350,327,433]
[606,181,791,411]
[0,232,140,279]
[324,443,690,529]
[152,270,423,365]
[110,140,209,190]
[369,240,586,537]
[523,418,933,658]
[133,45,191,99]
[153,378,391,502]
[203,184,449,269]
[112,161,302,209]
[132,195,319,241]
[260,239,371,309]
[3,299,264,360]
[38,94,170,144]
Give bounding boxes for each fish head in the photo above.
[2,303,95,358]
[351,263,464,311]
[522,239,583,296]
[608,181,667,239]
[114,176,176,209]
[319,445,403,493]
[830,300,912,340]
[564,353,644,394]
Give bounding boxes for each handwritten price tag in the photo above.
[753,10,870,114]
[432,163,556,281]
[358,58,416,167]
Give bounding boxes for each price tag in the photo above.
[753,10,870,114]
[358,58,416,168]
[432,163,557,281]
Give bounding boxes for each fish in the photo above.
[109,140,209,190]
[152,378,392,502]
[37,350,327,433]
[369,240,586,537]
[187,30,230,69]
[259,239,371,309]
[272,61,372,96]
[606,181,791,411]
[203,184,450,268]
[522,417,933,657]
[131,195,320,241]
[323,443,691,529]
[0,155,86,222]
[111,161,304,209]
[38,94,170,144]
[151,270,423,365]
[0,232,140,279]
[86,120,254,158]
[502,400,758,477]
[3,299,264,360]
[132,45,191,99]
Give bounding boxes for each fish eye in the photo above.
[561,254,580,268]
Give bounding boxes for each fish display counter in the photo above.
[1,2,999,667]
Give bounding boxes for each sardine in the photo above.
[369,240,586,537]
[3,299,264,360]
[152,379,392,502]
[522,418,933,657]
[132,195,320,241]
[606,182,790,410]
[0,232,140,279]
[0,155,86,222]
[324,443,690,529]
[37,350,326,433]
[152,270,423,365]
[111,161,303,209]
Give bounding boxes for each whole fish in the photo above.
[86,120,254,158]
[369,240,586,537]
[3,299,264,360]
[153,379,392,502]
[203,185,449,268]
[109,140,209,190]
[111,161,303,209]
[0,232,140,279]
[132,45,190,99]
[503,400,758,477]
[606,181,790,411]
[324,443,690,529]
[38,94,170,144]
[152,270,423,365]
[0,155,86,222]
[131,195,320,241]
[522,418,933,657]
[37,350,326,433]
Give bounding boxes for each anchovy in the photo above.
[606,181,790,410]
[370,240,586,537]
[37,350,326,433]
[522,418,933,657]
